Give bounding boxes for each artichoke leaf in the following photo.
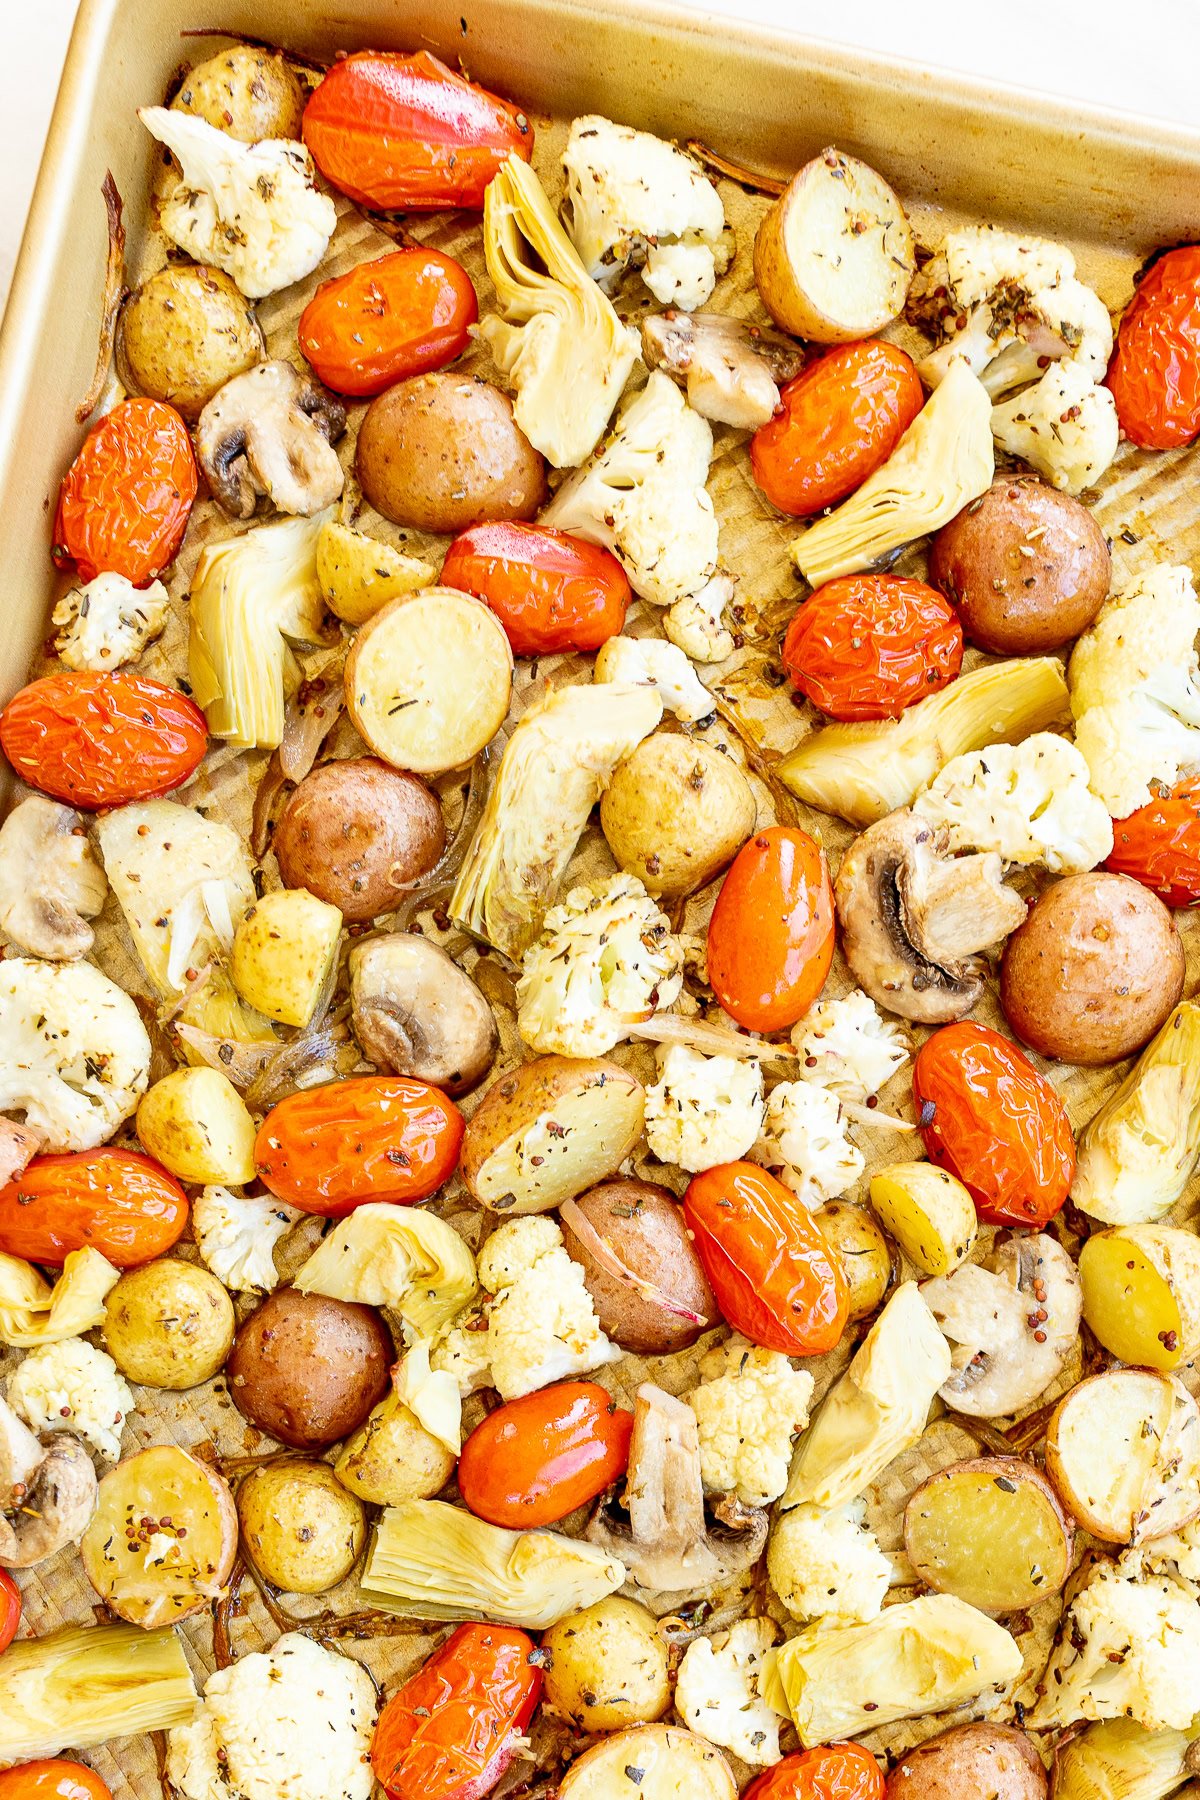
[0,1247,120,1348]
[293,1201,478,1340]
[1073,1002,1200,1225]
[1051,1717,1200,1800]
[0,1623,197,1762]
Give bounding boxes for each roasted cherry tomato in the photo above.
[255,1075,463,1215]
[53,397,196,585]
[707,826,834,1033]
[750,340,924,517]
[1107,246,1200,448]
[684,1162,848,1355]
[0,1570,19,1656]
[1106,774,1200,906]
[0,1150,189,1268]
[0,670,208,811]
[913,1022,1075,1228]
[304,51,532,212]
[782,575,963,721]
[298,248,478,397]
[458,1381,633,1527]
[743,1743,885,1800]
[0,1764,113,1800]
[440,522,630,655]
[371,1620,542,1800]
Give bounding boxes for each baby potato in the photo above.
[316,517,435,625]
[172,44,306,141]
[904,1457,1073,1616]
[869,1161,977,1277]
[813,1199,892,1320]
[334,1390,456,1505]
[462,1056,645,1217]
[542,1596,671,1732]
[117,264,263,421]
[599,734,756,898]
[104,1258,235,1390]
[231,887,342,1028]
[1045,1368,1200,1544]
[1079,1223,1200,1371]
[237,1459,365,1594]
[136,1066,257,1185]
[273,757,445,923]
[560,1180,718,1354]
[229,1287,393,1450]
[886,1723,1047,1800]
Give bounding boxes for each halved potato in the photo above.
[462,1055,645,1215]
[558,1725,736,1800]
[136,1066,257,1185]
[1079,1224,1200,1372]
[345,587,513,775]
[869,1161,977,1277]
[904,1456,1073,1615]
[1045,1369,1200,1544]
[316,518,435,625]
[80,1445,237,1627]
[231,886,342,1028]
[753,146,915,342]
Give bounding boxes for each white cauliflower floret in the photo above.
[542,371,719,608]
[1134,1518,1200,1586]
[139,107,335,299]
[645,1046,764,1174]
[1030,1557,1200,1732]
[561,115,730,310]
[516,873,684,1058]
[192,1186,301,1293]
[991,360,1119,495]
[478,1214,563,1290]
[593,634,714,721]
[0,957,151,1151]
[675,1619,786,1767]
[167,1632,375,1800]
[913,733,1114,874]
[689,1335,814,1507]
[767,1502,892,1624]
[752,1081,864,1206]
[1069,564,1200,817]
[52,573,170,671]
[430,1316,495,1396]
[792,990,909,1101]
[7,1337,134,1461]
[663,573,737,665]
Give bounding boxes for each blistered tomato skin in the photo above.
[1106,775,1200,906]
[1107,246,1200,448]
[53,397,197,585]
[0,671,208,811]
[457,1381,634,1528]
[684,1162,849,1356]
[440,522,631,656]
[782,575,964,721]
[255,1075,464,1215]
[913,1023,1076,1229]
[298,248,478,397]
[0,1150,189,1269]
[0,1569,19,1656]
[707,826,835,1033]
[750,341,924,517]
[0,1764,114,1800]
[742,1743,886,1800]
[371,1621,542,1800]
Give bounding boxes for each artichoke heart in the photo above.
[1050,1716,1200,1800]
[361,1499,626,1628]
[294,1202,478,1339]
[1073,1002,1200,1225]
[0,1247,120,1348]
[0,1622,197,1762]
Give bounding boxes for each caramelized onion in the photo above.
[626,1012,795,1061]
[390,750,491,931]
[76,173,126,424]
[559,1196,708,1327]
[278,650,346,783]
[175,1023,278,1089]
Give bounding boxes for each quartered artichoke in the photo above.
[1073,1002,1200,1225]
[294,1201,478,1339]
[0,1247,120,1348]
[0,1623,197,1762]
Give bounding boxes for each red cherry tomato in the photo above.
[743,1743,885,1800]
[684,1161,848,1355]
[0,671,208,811]
[0,1570,20,1656]
[457,1381,633,1527]
[440,522,630,656]
[707,826,834,1033]
[913,1022,1075,1228]
[782,575,963,721]
[0,1150,189,1268]
[304,51,532,212]
[1107,246,1200,448]
[1106,774,1200,906]
[371,1621,542,1800]
[0,1764,112,1800]
[750,341,924,517]
[298,248,478,398]
[255,1075,463,1215]
[53,397,196,585]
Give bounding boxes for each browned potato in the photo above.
[1044,1367,1200,1544]
[904,1457,1073,1614]
[887,1724,1047,1799]
[356,373,547,534]
[172,44,306,141]
[117,264,263,420]
[814,1199,893,1321]
[929,477,1110,654]
[462,1055,645,1216]
[272,756,445,924]
[559,1179,718,1354]
[227,1287,393,1450]
[599,735,756,898]
[1001,871,1184,1064]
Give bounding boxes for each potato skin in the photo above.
[814,1200,893,1321]
[136,1066,257,1185]
[356,373,547,534]
[542,1597,671,1732]
[462,1056,645,1216]
[334,1391,456,1505]
[228,1287,393,1450]
[172,45,306,141]
[117,264,263,421]
[237,1459,365,1594]
[929,478,1110,654]
[560,1179,718,1353]
[272,757,445,924]
[1001,872,1184,1064]
[600,735,755,898]
[104,1258,235,1390]
[887,1724,1046,1799]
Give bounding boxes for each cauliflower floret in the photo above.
[663,573,737,665]
[752,1081,864,1206]
[913,733,1114,874]
[792,990,909,1101]
[52,573,170,672]
[593,634,714,721]
[674,1619,786,1767]
[1030,1557,1200,1732]
[478,1214,564,1290]
[0,957,151,1151]
[645,1046,764,1174]
[542,371,719,608]
[561,116,730,310]
[767,1502,892,1625]
[139,107,335,299]
[192,1186,301,1293]
[991,360,1119,495]
[430,1315,495,1395]
[7,1337,134,1461]
[1133,1518,1200,1586]
[688,1335,814,1507]
[516,873,684,1058]
[167,1632,375,1800]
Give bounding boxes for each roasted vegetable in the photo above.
[0,1623,197,1761]
[0,1246,120,1348]
[293,1201,477,1338]
[81,1446,237,1626]
[1050,1717,1200,1800]
[1072,1002,1200,1224]
[1045,1369,1200,1545]
[1080,1223,1200,1370]
[904,1457,1073,1614]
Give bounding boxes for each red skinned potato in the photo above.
[559,1179,719,1354]
[255,1075,463,1216]
[271,757,445,924]
[886,1724,1046,1799]
[0,1149,188,1268]
[461,1057,645,1219]
[298,248,478,397]
[227,1287,393,1450]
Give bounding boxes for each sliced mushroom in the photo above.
[586,1383,767,1595]
[0,1119,41,1186]
[921,1233,1082,1418]
[0,1394,97,1567]
[835,809,1027,1025]
[196,359,347,518]
[641,310,804,429]
[349,934,499,1097]
[0,796,108,961]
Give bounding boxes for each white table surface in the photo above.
[3,0,1199,315]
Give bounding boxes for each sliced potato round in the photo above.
[462,1055,645,1215]
[81,1445,237,1627]
[1079,1224,1200,1372]
[869,1161,977,1278]
[231,886,342,1029]
[345,587,513,775]
[1045,1369,1200,1544]
[316,518,435,625]
[904,1456,1073,1615]
[814,1200,893,1321]
[558,1725,736,1800]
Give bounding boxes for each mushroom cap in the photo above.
[195,358,347,518]
[0,795,107,961]
[921,1233,1082,1418]
[0,1396,98,1568]
[641,310,803,430]
[349,933,499,1097]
